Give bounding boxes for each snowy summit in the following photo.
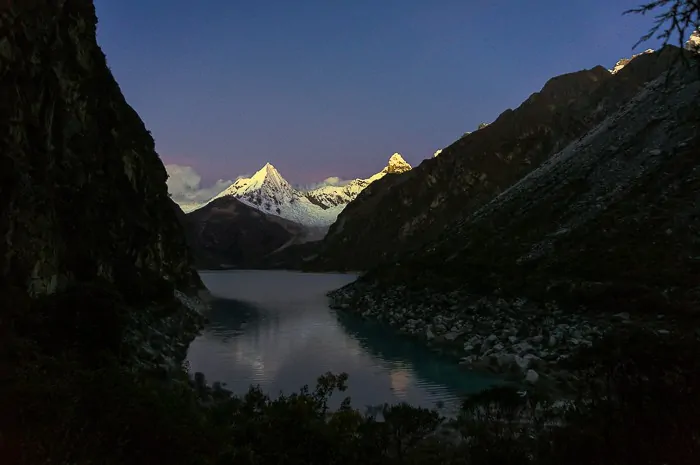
[385,153,412,173]
[203,154,412,227]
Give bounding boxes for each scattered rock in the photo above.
[328,283,676,385]
[497,354,515,368]
[525,369,540,384]
[515,355,530,371]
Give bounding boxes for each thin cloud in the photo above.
[297,176,353,191]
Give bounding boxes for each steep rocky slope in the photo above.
[182,196,322,269]
[330,59,700,384]
[311,47,682,271]
[0,0,204,369]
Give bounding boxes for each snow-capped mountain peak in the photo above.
[386,153,411,173]
[213,162,294,202]
[307,153,412,210]
[367,153,412,183]
[249,162,290,191]
[198,153,413,228]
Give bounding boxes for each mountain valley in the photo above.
[4,0,700,463]
[179,153,414,268]
[212,40,700,389]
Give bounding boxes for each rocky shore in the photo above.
[328,283,676,390]
[123,289,211,373]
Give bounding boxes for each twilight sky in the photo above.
[93,0,664,194]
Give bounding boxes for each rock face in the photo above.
[310,47,682,272]
[329,56,700,383]
[182,196,323,269]
[0,0,204,367]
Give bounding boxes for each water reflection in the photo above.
[334,310,499,403]
[187,270,498,416]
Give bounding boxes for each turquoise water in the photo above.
[186,270,498,416]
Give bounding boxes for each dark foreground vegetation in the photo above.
[2,288,699,465]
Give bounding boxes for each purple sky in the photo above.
[94,0,665,186]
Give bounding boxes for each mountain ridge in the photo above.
[193,153,413,227]
[327,51,700,390]
[298,46,685,272]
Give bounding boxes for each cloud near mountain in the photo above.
[165,164,238,210]
[295,176,353,190]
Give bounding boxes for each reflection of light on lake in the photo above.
[390,369,411,399]
[188,271,500,415]
[228,312,340,382]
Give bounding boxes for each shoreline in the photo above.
[328,282,679,393]
[196,266,360,275]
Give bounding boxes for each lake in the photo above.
[186,270,498,417]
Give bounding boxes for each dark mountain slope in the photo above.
[330,60,700,382]
[312,47,682,271]
[0,1,202,301]
[182,196,317,269]
[0,0,207,381]
[0,1,210,461]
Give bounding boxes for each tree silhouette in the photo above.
[625,0,699,49]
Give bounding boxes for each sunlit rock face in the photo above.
[687,30,700,52]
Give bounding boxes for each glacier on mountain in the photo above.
[200,153,412,227]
